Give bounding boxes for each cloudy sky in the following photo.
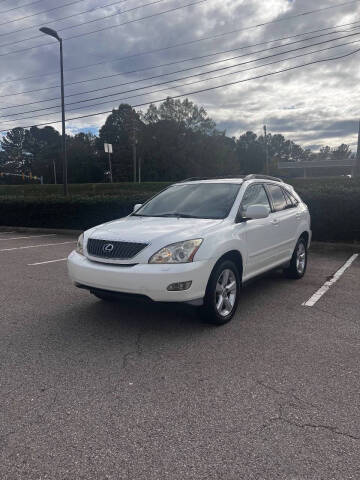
[0,0,360,150]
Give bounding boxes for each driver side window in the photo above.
[239,184,271,218]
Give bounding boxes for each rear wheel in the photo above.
[199,260,240,325]
[284,237,308,279]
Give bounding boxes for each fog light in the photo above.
[167,281,192,291]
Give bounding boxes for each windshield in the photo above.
[134,183,241,219]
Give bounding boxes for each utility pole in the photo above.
[132,118,137,183]
[53,159,57,184]
[263,125,269,174]
[354,119,360,177]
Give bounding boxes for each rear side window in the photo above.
[267,185,287,212]
[240,184,270,217]
[283,188,299,207]
[283,189,296,208]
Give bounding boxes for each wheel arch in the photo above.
[209,250,243,283]
[299,230,310,247]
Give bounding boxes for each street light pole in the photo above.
[59,38,68,195]
[39,27,68,195]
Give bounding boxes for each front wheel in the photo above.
[199,260,240,325]
[284,237,308,279]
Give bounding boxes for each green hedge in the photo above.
[299,191,360,242]
[0,195,150,231]
[0,182,171,197]
[0,181,359,242]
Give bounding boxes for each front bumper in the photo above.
[67,251,214,303]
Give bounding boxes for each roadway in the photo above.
[0,231,359,479]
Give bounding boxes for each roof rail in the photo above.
[178,177,209,182]
[244,174,283,183]
[178,175,246,183]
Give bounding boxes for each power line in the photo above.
[0,0,93,27]
[0,0,165,48]
[2,18,360,85]
[2,30,359,111]
[4,41,360,124]
[0,0,132,37]
[2,36,360,120]
[0,0,46,14]
[3,24,360,99]
[1,45,359,133]
[0,0,207,57]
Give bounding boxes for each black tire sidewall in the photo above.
[288,238,308,279]
[202,260,241,324]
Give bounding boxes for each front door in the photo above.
[237,183,275,279]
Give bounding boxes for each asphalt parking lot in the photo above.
[0,231,360,480]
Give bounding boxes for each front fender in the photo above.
[194,225,247,271]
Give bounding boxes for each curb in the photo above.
[310,241,360,252]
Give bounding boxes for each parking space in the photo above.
[1,233,360,479]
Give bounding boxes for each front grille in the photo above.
[87,238,148,259]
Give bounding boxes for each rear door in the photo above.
[265,184,299,261]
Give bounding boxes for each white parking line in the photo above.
[0,241,75,252]
[0,234,56,241]
[0,231,16,235]
[28,258,68,266]
[302,253,359,307]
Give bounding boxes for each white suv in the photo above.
[68,175,311,325]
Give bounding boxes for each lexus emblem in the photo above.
[103,243,114,253]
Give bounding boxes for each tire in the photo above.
[284,237,308,279]
[199,259,241,325]
[91,290,117,301]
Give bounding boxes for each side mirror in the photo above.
[133,204,142,212]
[245,204,270,220]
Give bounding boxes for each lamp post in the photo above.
[39,27,68,195]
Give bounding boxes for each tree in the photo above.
[332,144,352,160]
[0,128,26,172]
[142,97,216,134]
[67,133,103,183]
[318,145,332,160]
[23,126,61,183]
[236,132,264,174]
[97,104,143,181]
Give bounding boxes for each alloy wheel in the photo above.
[215,268,237,317]
[296,242,306,274]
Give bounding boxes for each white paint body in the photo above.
[68,178,311,303]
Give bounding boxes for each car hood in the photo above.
[87,215,224,244]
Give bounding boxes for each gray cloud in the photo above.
[1,0,360,151]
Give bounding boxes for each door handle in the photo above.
[271,218,280,225]
[296,213,301,220]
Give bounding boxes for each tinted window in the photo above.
[283,189,295,209]
[134,183,241,219]
[267,185,287,211]
[284,189,299,207]
[240,184,270,217]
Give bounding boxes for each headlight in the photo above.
[149,239,203,264]
[76,233,84,255]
